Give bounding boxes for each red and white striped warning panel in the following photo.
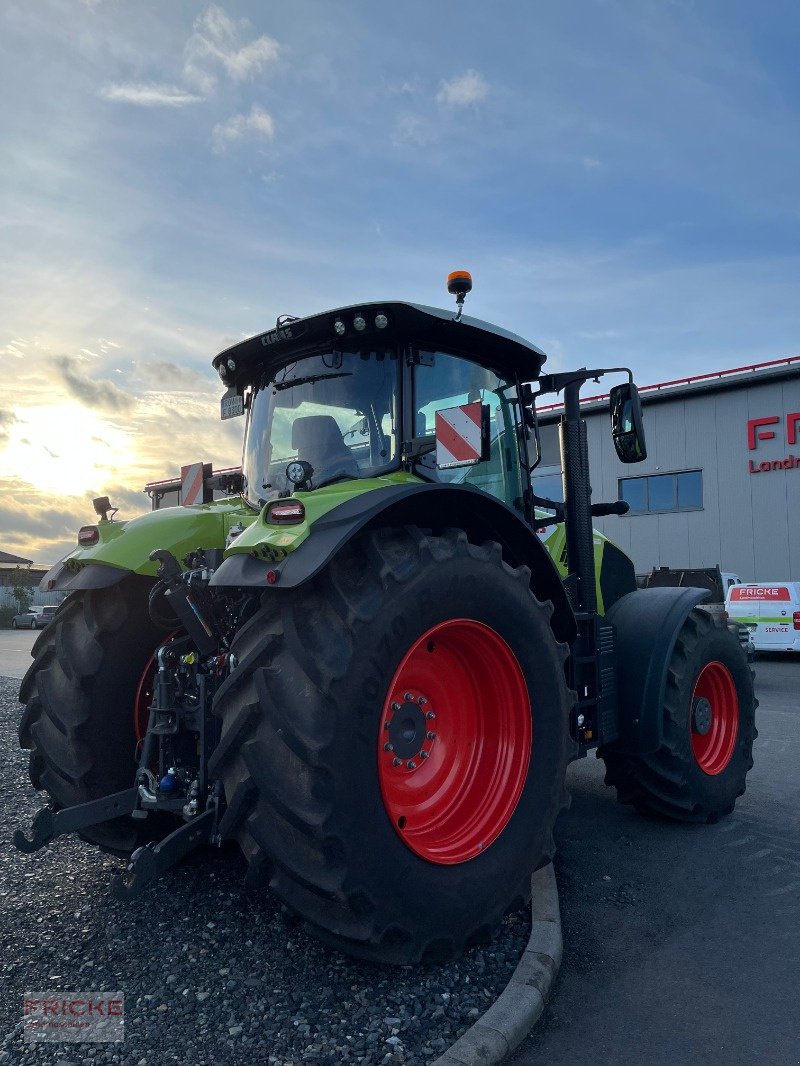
[435,401,485,469]
[181,462,206,507]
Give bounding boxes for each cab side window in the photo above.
[413,351,524,512]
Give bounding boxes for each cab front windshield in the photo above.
[242,350,399,507]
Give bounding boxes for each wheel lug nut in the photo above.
[391,702,401,712]
[420,750,429,759]
[404,692,413,702]
[384,720,392,730]
[426,731,436,741]
[392,757,401,767]
[384,742,393,752]
[418,696,427,705]
[407,760,416,770]
[426,711,436,720]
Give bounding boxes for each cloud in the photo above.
[212,104,274,153]
[392,114,435,148]
[98,82,202,107]
[581,156,603,169]
[137,360,214,391]
[436,70,489,108]
[183,5,280,94]
[0,479,98,564]
[51,357,135,413]
[0,410,17,443]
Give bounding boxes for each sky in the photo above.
[1,0,799,563]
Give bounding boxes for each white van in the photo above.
[726,583,800,653]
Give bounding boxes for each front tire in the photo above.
[18,578,166,854]
[211,527,572,964]
[602,609,756,822]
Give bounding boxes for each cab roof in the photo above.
[212,301,547,386]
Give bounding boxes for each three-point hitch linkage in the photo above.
[14,548,229,897]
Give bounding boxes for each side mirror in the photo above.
[609,383,647,463]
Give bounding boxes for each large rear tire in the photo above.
[18,577,166,854]
[210,527,572,964]
[601,609,757,822]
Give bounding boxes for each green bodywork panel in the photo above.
[61,478,627,617]
[535,518,622,616]
[58,475,420,578]
[60,498,257,578]
[224,472,422,562]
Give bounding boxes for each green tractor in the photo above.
[15,274,756,964]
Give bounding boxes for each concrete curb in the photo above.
[431,863,562,1065]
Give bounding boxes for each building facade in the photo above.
[144,357,799,583]
[536,357,800,581]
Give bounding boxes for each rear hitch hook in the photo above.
[13,807,57,853]
[110,807,216,900]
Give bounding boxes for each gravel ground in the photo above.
[0,676,531,1066]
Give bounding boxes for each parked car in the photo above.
[11,605,58,630]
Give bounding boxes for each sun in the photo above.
[0,402,132,497]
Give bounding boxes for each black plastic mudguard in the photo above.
[211,482,577,646]
[605,585,711,755]
[38,561,131,594]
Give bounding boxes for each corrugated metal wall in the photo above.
[551,371,800,581]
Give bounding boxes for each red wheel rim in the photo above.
[690,660,739,776]
[377,619,532,865]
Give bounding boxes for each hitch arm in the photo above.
[110,808,216,900]
[13,787,140,854]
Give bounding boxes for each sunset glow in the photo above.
[1,2,799,566]
[1,405,131,499]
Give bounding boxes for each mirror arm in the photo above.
[402,437,436,460]
[535,365,632,400]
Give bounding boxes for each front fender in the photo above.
[40,499,255,592]
[211,483,577,646]
[605,586,711,755]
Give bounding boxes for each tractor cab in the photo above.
[215,296,548,521]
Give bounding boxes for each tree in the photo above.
[11,567,33,614]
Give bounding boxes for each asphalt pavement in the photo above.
[512,655,800,1066]
[0,628,40,680]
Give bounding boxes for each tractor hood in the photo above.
[212,302,548,390]
[40,498,256,592]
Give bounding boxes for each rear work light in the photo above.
[78,525,99,545]
[266,501,305,525]
[794,612,800,631]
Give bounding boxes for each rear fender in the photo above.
[210,483,577,646]
[605,586,711,755]
[38,561,133,594]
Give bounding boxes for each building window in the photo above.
[619,470,703,514]
[531,466,564,503]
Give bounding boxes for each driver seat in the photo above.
[291,415,360,480]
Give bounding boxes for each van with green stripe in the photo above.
[726,582,800,653]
